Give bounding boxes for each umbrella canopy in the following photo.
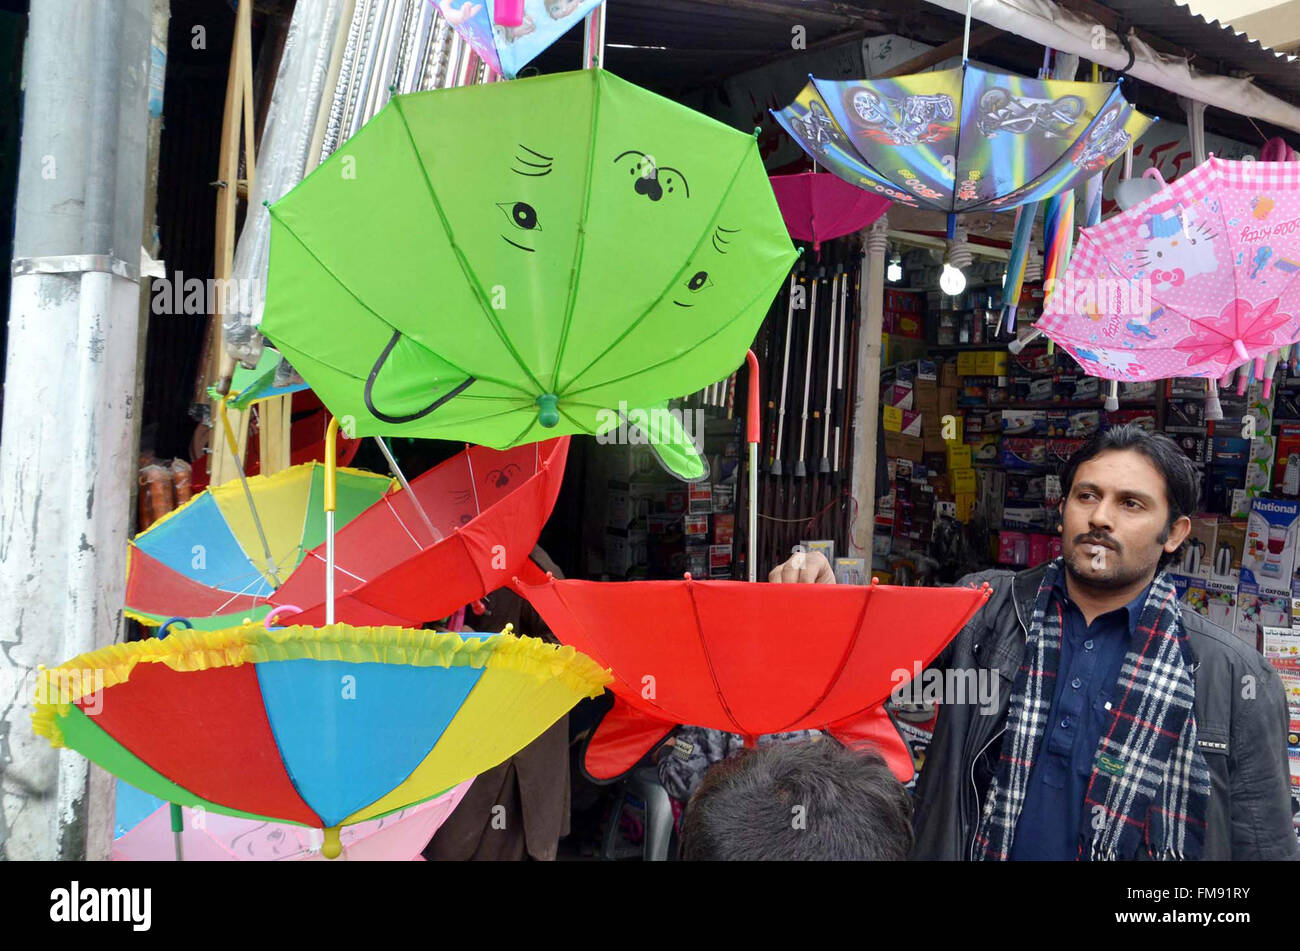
[112,778,472,861]
[772,65,1151,215]
[126,462,394,630]
[769,172,890,252]
[128,439,569,630]
[223,347,307,411]
[1035,158,1300,382]
[437,0,604,80]
[260,69,796,480]
[275,437,569,626]
[34,622,610,855]
[516,576,990,780]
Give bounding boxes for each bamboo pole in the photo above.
[848,216,888,559]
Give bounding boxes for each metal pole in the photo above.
[583,5,606,69]
[372,436,442,543]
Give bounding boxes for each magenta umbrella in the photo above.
[1033,158,1300,386]
[769,172,890,252]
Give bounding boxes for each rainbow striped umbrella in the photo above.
[125,463,395,631]
[34,622,610,856]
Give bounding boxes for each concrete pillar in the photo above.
[0,0,155,861]
[849,216,888,560]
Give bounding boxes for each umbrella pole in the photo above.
[372,436,442,543]
[325,417,340,625]
[745,350,760,582]
[170,803,185,862]
[216,398,283,586]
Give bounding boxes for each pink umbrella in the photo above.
[1034,157,1300,385]
[769,172,890,253]
[113,780,472,861]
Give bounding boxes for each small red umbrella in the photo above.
[275,437,569,626]
[769,172,890,252]
[516,574,989,781]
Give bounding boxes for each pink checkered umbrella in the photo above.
[1032,158,1300,398]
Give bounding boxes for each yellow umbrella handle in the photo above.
[324,417,340,514]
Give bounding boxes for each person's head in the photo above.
[1058,425,1197,590]
[679,740,913,860]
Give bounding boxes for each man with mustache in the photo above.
[908,425,1297,860]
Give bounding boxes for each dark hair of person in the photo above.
[1059,424,1199,569]
[679,740,914,861]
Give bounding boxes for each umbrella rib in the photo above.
[775,585,876,734]
[682,580,750,737]
[558,134,756,397]
[389,96,546,398]
[565,263,787,400]
[381,494,427,552]
[547,69,604,396]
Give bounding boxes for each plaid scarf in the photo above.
[974,559,1211,861]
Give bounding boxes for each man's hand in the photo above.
[768,549,836,585]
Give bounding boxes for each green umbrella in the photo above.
[260,69,796,478]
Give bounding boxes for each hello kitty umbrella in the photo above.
[1032,158,1300,398]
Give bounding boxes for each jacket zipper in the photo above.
[968,576,1030,860]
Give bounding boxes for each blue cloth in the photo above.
[1009,573,1149,861]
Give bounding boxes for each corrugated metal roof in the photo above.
[1095,0,1300,100]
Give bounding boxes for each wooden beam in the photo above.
[876,24,1000,76]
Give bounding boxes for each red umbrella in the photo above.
[275,437,569,626]
[516,574,989,781]
[769,172,890,253]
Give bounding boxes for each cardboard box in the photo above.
[955,491,976,522]
[885,431,924,463]
[1001,438,1046,470]
[975,351,1008,376]
[714,512,735,546]
[834,557,868,585]
[946,443,972,469]
[1002,410,1046,436]
[1242,498,1300,596]
[802,539,834,566]
[688,483,713,515]
[1206,579,1239,632]
[950,467,977,494]
[957,352,979,376]
[941,362,960,388]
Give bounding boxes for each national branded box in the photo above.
[1242,498,1300,596]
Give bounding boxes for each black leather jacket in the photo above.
[910,564,1300,860]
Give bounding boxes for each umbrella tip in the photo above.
[684,572,693,581]
[753,126,761,139]
[322,826,342,859]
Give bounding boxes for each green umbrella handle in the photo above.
[536,393,560,428]
[170,803,184,861]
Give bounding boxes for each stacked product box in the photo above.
[1262,625,1300,842]
[1236,498,1299,651]
[1171,516,1218,621]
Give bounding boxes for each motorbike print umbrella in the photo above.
[1034,157,1300,383]
[112,778,472,861]
[435,0,604,80]
[34,621,610,857]
[128,438,569,630]
[516,575,990,781]
[772,64,1151,218]
[769,172,890,253]
[259,69,796,480]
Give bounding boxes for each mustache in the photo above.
[1075,532,1121,553]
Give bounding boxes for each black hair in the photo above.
[1059,424,1199,569]
[679,740,913,861]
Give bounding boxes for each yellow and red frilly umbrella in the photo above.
[34,621,609,857]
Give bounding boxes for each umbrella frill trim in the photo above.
[32,623,611,747]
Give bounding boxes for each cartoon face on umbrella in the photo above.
[262,70,794,477]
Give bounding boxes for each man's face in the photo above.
[1061,449,1191,589]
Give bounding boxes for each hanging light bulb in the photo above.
[887,250,903,283]
[940,225,969,296]
[940,262,966,295]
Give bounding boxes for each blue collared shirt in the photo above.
[1008,573,1149,861]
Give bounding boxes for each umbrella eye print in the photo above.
[485,463,520,487]
[497,200,542,251]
